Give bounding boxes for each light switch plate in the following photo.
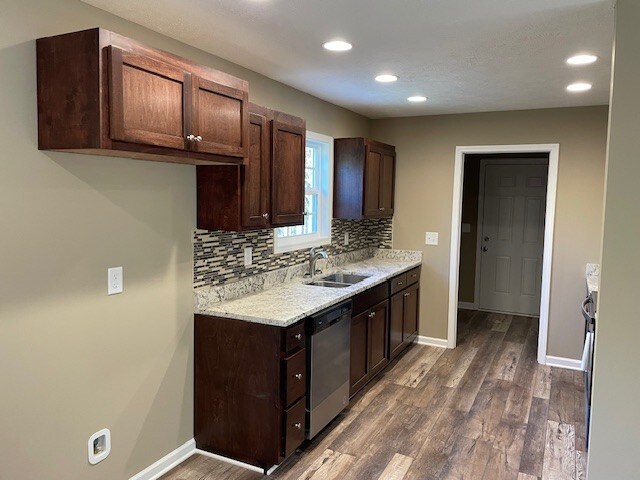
[108,267,123,295]
[244,247,253,267]
[425,232,439,246]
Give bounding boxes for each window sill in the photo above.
[273,234,331,254]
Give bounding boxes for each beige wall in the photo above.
[372,106,608,359]
[588,1,640,477]
[0,1,369,479]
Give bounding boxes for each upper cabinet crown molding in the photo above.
[37,28,249,165]
[333,138,396,220]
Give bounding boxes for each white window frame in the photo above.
[273,131,333,254]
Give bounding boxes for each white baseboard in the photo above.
[129,439,196,480]
[545,355,584,371]
[416,335,449,348]
[457,301,477,310]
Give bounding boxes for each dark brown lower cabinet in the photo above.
[194,314,306,471]
[349,300,389,397]
[389,268,421,361]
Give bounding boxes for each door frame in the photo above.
[448,144,559,365]
[474,157,550,314]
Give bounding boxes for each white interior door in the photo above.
[479,163,548,316]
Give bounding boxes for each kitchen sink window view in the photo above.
[5,1,639,480]
[275,132,334,253]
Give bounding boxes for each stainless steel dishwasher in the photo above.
[306,300,351,439]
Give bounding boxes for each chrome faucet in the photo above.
[306,247,328,278]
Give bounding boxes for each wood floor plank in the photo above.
[575,450,587,480]
[376,453,413,480]
[393,346,445,388]
[533,364,552,399]
[491,314,513,332]
[442,346,478,388]
[542,421,576,480]
[489,341,524,381]
[293,448,355,480]
[519,397,550,477]
[163,311,586,480]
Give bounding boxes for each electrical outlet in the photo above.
[425,232,439,246]
[107,267,123,295]
[244,247,253,267]
[344,232,349,246]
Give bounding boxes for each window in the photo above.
[274,131,333,253]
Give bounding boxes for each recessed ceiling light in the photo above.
[375,74,398,83]
[407,95,427,102]
[567,54,598,66]
[322,40,352,52]
[567,82,592,92]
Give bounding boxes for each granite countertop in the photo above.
[196,255,422,326]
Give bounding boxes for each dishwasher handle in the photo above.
[307,300,352,335]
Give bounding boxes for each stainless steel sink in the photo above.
[307,280,352,288]
[321,273,370,284]
[306,272,370,288]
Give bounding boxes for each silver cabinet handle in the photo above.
[186,134,196,141]
[262,213,270,219]
[379,207,385,211]
[293,423,302,429]
[195,135,202,142]
[404,292,410,297]
[368,311,376,318]
[397,281,403,286]
[293,333,302,340]
[294,373,303,380]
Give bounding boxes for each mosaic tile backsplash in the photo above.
[194,218,393,288]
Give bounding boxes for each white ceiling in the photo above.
[82,0,615,119]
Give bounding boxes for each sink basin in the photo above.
[320,273,370,284]
[307,280,351,288]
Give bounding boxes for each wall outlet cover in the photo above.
[244,247,253,267]
[107,267,123,295]
[344,232,349,246]
[88,428,111,465]
[425,232,439,246]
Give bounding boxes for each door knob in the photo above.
[482,246,488,252]
[484,236,489,242]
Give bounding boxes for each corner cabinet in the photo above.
[194,315,307,472]
[334,138,396,220]
[37,28,249,165]
[197,105,305,231]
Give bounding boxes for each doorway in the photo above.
[448,145,559,365]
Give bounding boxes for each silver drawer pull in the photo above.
[293,423,302,429]
[195,135,202,142]
[368,311,376,318]
[262,213,270,219]
[186,134,196,141]
[397,281,403,286]
[294,373,303,380]
[404,292,410,297]
[293,333,302,340]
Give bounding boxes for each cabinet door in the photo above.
[271,118,305,226]
[109,46,190,150]
[363,147,382,217]
[242,111,270,229]
[379,151,395,216]
[190,76,248,159]
[368,300,389,377]
[389,292,404,359]
[350,311,369,396]
[403,283,419,341]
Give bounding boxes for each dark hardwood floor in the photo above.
[162,310,586,480]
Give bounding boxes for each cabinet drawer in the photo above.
[283,396,306,458]
[390,273,408,295]
[353,282,388,316]
[284,348,306,406]
[285,321,305,353]
[406,267,421,286]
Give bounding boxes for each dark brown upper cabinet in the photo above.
[334,138,396,220]
[37,28,249,165]
[197,105,305,231]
